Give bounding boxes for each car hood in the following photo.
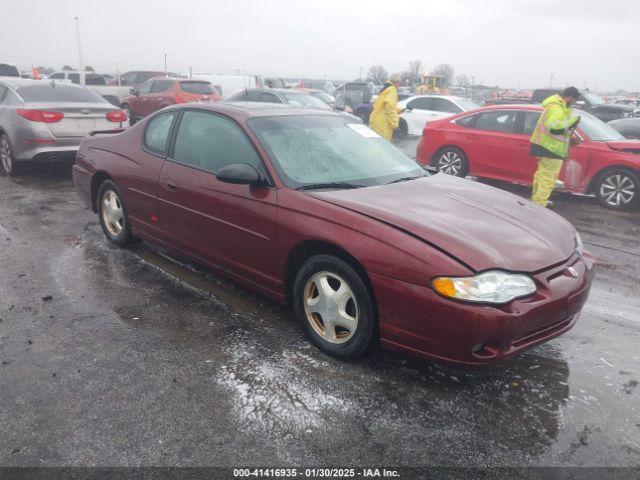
[598,103,635,112]
[605,140,640,154]
[307,175,576,273]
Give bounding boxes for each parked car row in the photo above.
[485,88,640,123]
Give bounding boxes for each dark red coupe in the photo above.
[73,102,595,365]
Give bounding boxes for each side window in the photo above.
[144,112,175,155]
[521,111,541,136]
[431,98,461,114]
[455,114,477,128]
[86,74,106,86]
[260,92,281,103]
[475,111,516,133]
[138,80,153,95]
[49,73,65,80]
[246,91,263,102]
[69,73,80,84]
[122,72,136,85]
[150,79,173,93]
[407,97,432,110]
[172,110,263,174]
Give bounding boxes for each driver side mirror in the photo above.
[334,105,345,112]
[570,132,582,145]
[130,88,139,96]
[216,164,266,187]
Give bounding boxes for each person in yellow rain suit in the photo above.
[369,73,402,141]
[530,87,581,207]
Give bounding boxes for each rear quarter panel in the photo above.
[74,123,166,236]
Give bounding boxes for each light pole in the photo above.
[74,16,84,85]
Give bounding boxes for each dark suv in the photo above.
[531,89,638,123]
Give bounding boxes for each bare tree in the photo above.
[84,65,95,72]
[408,60,423,84]
[366,65,389,85]
[430,64,455,87]
[62,65,74,71]
[455,74,470,87]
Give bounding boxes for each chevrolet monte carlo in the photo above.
[73,102,595,365]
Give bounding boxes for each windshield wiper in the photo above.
[386,174,427,185]
[296,182,365,191]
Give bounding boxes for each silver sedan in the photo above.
[0,78,129,175]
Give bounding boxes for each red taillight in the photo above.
[16,109,64,123]
[106,110,127,122]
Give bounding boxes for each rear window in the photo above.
[86,74,107,86]
[0,64,20,77]
[17,84,105,103]
[180,82,215,94]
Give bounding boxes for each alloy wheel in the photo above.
[303,271,359,344]
[438,151,462,176]
[0,135,12,174]
[101,190,124,237]
[599,173,636,207]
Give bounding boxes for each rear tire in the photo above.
[432,146,469,177]
[122,104,135,125]
[594,168,639,210]
[97,180,134,246]
[0,133,18,176]
[292,255,377,360]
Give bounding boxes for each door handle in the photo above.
[163,180,178,192]
[466,134,480,140]
[157,97,163,101]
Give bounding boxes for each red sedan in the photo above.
[416,105,640,210]
[121,78,221,124]
[73,103,595,365]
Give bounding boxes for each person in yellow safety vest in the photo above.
[530,86,581,208]
[370,73,402,141]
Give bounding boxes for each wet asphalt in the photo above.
[0,137,639,469]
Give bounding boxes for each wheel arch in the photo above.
[584,164,640,195]
[284,240,377,309]
[91,171,115,213]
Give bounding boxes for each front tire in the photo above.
[97,180,133,246]
[595,168,639,210]
[292,255,377,360]
[393,119,408,138]
[432,146,469,177]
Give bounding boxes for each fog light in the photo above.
[472,343,484,353]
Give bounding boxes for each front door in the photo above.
[157,109,277,289]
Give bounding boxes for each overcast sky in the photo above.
[1,0,639,91]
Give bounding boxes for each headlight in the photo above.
[576,232,584,255]
[432,270,536,304]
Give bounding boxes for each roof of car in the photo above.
[169,101,342,120]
